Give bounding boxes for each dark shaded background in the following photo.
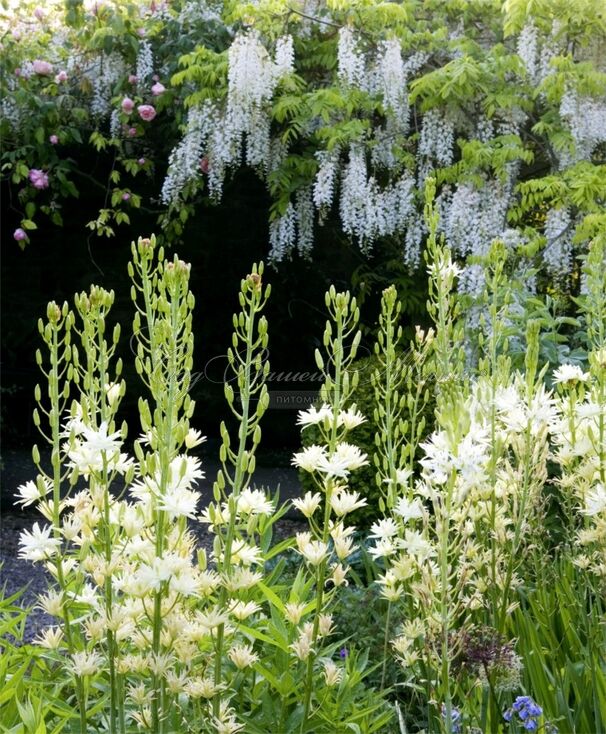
[2,150,426,459]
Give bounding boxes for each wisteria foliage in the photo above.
[2,0,606,277]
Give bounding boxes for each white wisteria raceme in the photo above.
[337,27,365,87]
[313,149,340,212]
[418,108,455,166]
[543,206,574,278]
[275,34,295,77]
[268,202,297,262]
[559,86,606,164]
[377,38,408,125]
[339,147,415,247]
[161,103,216,205]
[517,21,539,82]
[295,186,315,258]
[88,52,126,118]
[135,40,154,84]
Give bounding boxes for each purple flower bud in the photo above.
[13,228,27,241]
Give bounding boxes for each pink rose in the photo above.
[137,104,156,122]
[33,60,53,75]
[34,7,45,20]
[128,127,138,137]
[122,192,131,201]
[137,27,146,37]
[49,134,59,145]
[128,74,138,85]
[199,156,210,174]
[28,169,49,189]
[121,97,135,113]
[151,82,165,97]
[55,70,68,83]
[13,228,28,242]
[137,157,146,165]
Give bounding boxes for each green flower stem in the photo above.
[213,264,269,717]
[151,285,181,734]
[47,315,88,734]
[300,308,345,732]
[438,477,454,734]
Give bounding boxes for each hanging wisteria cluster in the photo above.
[3,1,606,286]
[162,32,294,207]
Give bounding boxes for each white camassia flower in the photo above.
[337,406,366,430]
[158,487,200,519]
[297,403,333,427]
[322,659,343,686]
[369,537,398,560]
[33,627,64,649]
[284,601,306,624]
[229,600,261,620]
[292,491,323,518]
[329,563,350,587]
[228,643,259,669]
[553,363,591,385]
[583,484,606,516]
[227,540,263,566]
[18,523,61,562]
[70,651,103,677]
[185,427,207,448]
[296,533,329,566]
[292,444,328,472]
[394,496,424,523]
[236,487,274,515]
[330,489,367,516]
[369,517,399,540]
[15,478,52,507]
[66,422,133,478]
[332,442,369,471]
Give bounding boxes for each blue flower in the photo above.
[441,704,462,734]
[504,695,543,731]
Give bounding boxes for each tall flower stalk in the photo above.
[292,287,368,731]
[72,285,126,734]
[207,265,272,720]
[130,236,196,733]
[371,285,433,690]
[29,301,90,733]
